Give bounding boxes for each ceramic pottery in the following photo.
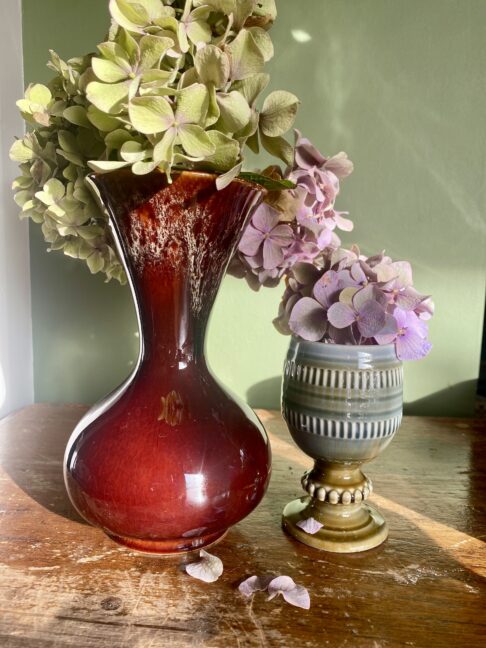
[64,170,271,555]
[281,338,403,552]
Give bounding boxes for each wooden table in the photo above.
[0,405,485,647]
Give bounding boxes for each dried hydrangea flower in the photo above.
[239,574,310,609]
[185,549,223,583]
[296,517,324,535]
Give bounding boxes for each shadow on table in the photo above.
[0,404,88,524]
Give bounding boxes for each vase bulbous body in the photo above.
[282,338,403,553]
[64,170,271,555]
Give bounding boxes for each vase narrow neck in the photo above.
[88,170,264,371]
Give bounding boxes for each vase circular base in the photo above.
[282,496,388,553]
[107,529,228,556]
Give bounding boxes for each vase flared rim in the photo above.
[87,168,266,194]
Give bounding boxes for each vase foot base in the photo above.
[107,529,228,556]
[282,496,388,553]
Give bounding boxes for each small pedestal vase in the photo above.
[64,169,271,555]
[281,338,403,553]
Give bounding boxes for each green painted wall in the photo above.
[22,0,486,416]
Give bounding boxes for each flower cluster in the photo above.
[10,0,299,282]
[274,248,434,360]
[229,129,353,289]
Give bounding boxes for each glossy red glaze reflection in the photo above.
[64,170,271,554]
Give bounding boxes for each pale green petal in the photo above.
[63,105,91,128]
[129,95,174,133]
[205,84,220,127]
[215,162,242,190]
[260,90,299,137]
[203,131,240,171]
[216,91,251,132]
[178,124,215,157]
[86,250,105,274]
[87,105,121,131]
[138,35,174,71]
[92,57,130,83]
[88,160,130,173]
[35,178,65,206]
[177,23,190,54]
[105,129,133,150]
[86,80,130,114]
[185,19,212,45]
[97,40,130,62]
[57,149,85,167]
[9,139,34,163]
[248,27,274,62]
[58,130,78,153]
[194,45,230,88]
[253,0,277,21]
[25,83,52,106]
[176,83,208,125]
[194,0,235,13]
[232,73,269,105]
[232,0,256,29]
[153,129,176,164]
[260,131,294,166]
[120,140,149,162]
[109,0,146,33]
[227,30,265,80]
[131,159,158,174]
[13,190,33,208]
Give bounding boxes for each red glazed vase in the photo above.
[64,170,271,554]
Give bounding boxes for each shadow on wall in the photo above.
[247,378,478,418]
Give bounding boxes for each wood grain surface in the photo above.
[0,404,485,648]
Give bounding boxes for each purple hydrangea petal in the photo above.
[396,330,432,360]
[374,313,398,345]
[269,224,294,245]
[356,300,387,338]
[267,576,311,610]
[289,297,327,341]
[238,224,264,257]
[395,287,427,311]
[324,152,354,178]
[252,203,280,233]
[294,129,327,169]
[262,238,285,270]
[327,302,356,329]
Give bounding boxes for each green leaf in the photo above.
[194,45,230,88]
[260,131,294,166]
[227,30,265,80]
[178,124,215,158]
[9,139,34,163]
[86,81,130,114]
[216,91,251,133]
[92,57,130,83]
[63,105,91,128]
[176,83,209,125]
[129,95,174,133]
[239,171,296,191]
[260,90,299,137]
